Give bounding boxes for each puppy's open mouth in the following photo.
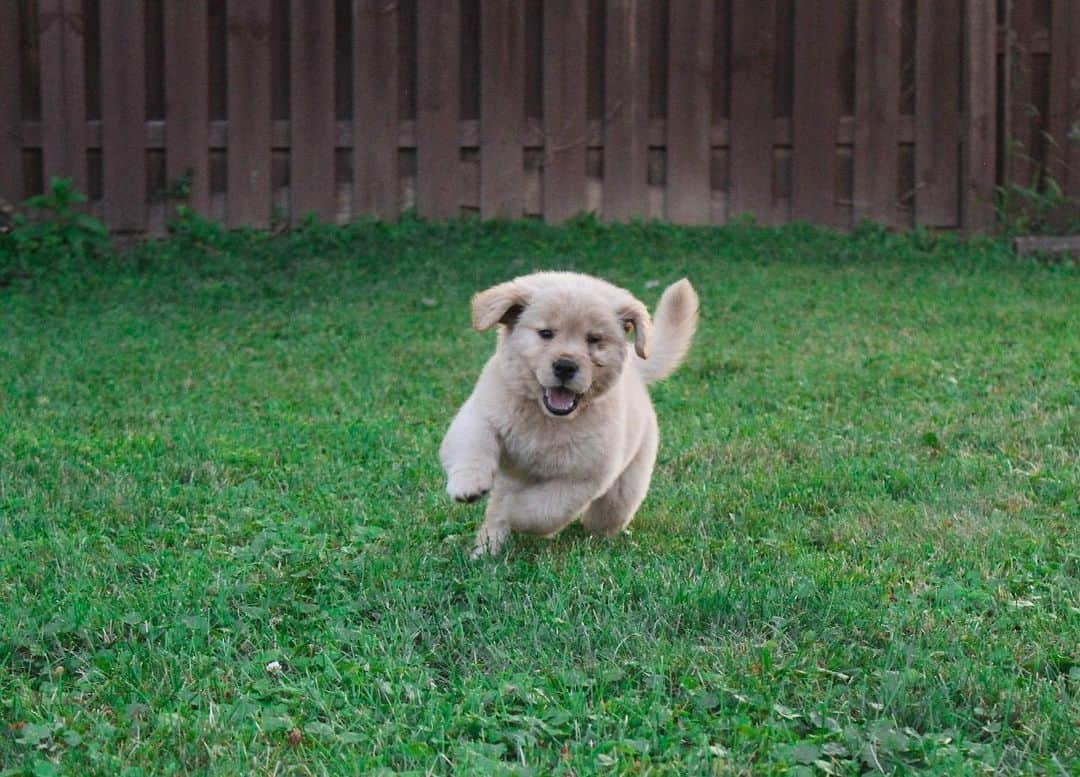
[542,386,580,416]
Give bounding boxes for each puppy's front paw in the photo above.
[447,469,492,504]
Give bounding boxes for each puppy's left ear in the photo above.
[619,298,651,359]
[472,280,528,331]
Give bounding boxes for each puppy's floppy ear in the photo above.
[472,280,528,331]
[618,297,651,359]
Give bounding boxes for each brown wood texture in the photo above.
[964,0,998,231]
[0,0,23,201]
[416,0,460,218]
[11,0,1065,233]
[792,0,842,227]
[227,0,273,228]
[100,0,146,230]
[39,0,86,193]
[164,0,210,214]
[730,0,776,221]
[666,0,713,224]
[480,0,524,219]
[853,0,900,225]
[290,0,336,222]
[1048,0,1080,197]
[915,0,960,226]
[543,0,588,223]
[603,0,650,221]
[1007,0,1036,186]
[353,0,399,219]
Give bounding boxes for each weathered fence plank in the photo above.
[1007,0,1035,187]
[543,0,588,223]
[353,0,398,219]
[792,0,842,227]
[100,0,146,231]
[226,0,273,228]
[963,0,998,232]
[290,0,337,222]
[480,0,524,220]
[0,1,23,201]
[729,0,775,222]
[915,0,960,226]
[417,0,460,219]
[853,0,900,225]
[1048,0,1080,198]
[666,0,713,224]
[165,0,210,215]
[604,0,650,221]
[40,0,87,194]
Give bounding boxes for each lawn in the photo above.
[0,217,1077,775]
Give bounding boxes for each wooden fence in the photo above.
[1,0,1078,233]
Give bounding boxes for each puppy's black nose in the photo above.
[552,358,578,382]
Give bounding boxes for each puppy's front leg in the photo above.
[440,394,498,504]
[472,478,596,558]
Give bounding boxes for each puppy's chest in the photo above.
[496,414,610,480]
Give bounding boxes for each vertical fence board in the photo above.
[165,0,210,214]
[100,0,146,230]
[480,0,524,219]
[1048,0,1080,197]
[915,0,960,225]
[416,0,460,218]
[1007,0,1035,186]
[290,0,336,222]
[227,0,272,228]
[666,0,713,224]
[792,0,841,226]
[353,0,398,219]
[730,0,775,221]
[604,0,649,220]
[853,0,899,225]
[543,0,587,223]
[1069,0,1080,199]
[0,1,22,201]
[963,0,997,231]
[39,0,87,192]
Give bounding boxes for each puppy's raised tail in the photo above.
[638,278,699,384]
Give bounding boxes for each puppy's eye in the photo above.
[586,334,602,345]
[538,329,554,340]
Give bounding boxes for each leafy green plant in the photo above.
[3,177,109,263]
[996,126,1080,237]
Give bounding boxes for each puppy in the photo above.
[440,272,699,557]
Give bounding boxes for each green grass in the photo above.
[1,217,1077,775]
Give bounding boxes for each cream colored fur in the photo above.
[439,272,699,558]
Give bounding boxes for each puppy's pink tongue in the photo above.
[545,387,576,411]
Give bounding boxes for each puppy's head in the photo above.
[472,273,650,418]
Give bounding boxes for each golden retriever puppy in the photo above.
[440,272,699,557]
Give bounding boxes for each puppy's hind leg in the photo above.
[472,478,596,558]
[582,429,658,537]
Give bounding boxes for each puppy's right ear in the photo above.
[471,280,528,331]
